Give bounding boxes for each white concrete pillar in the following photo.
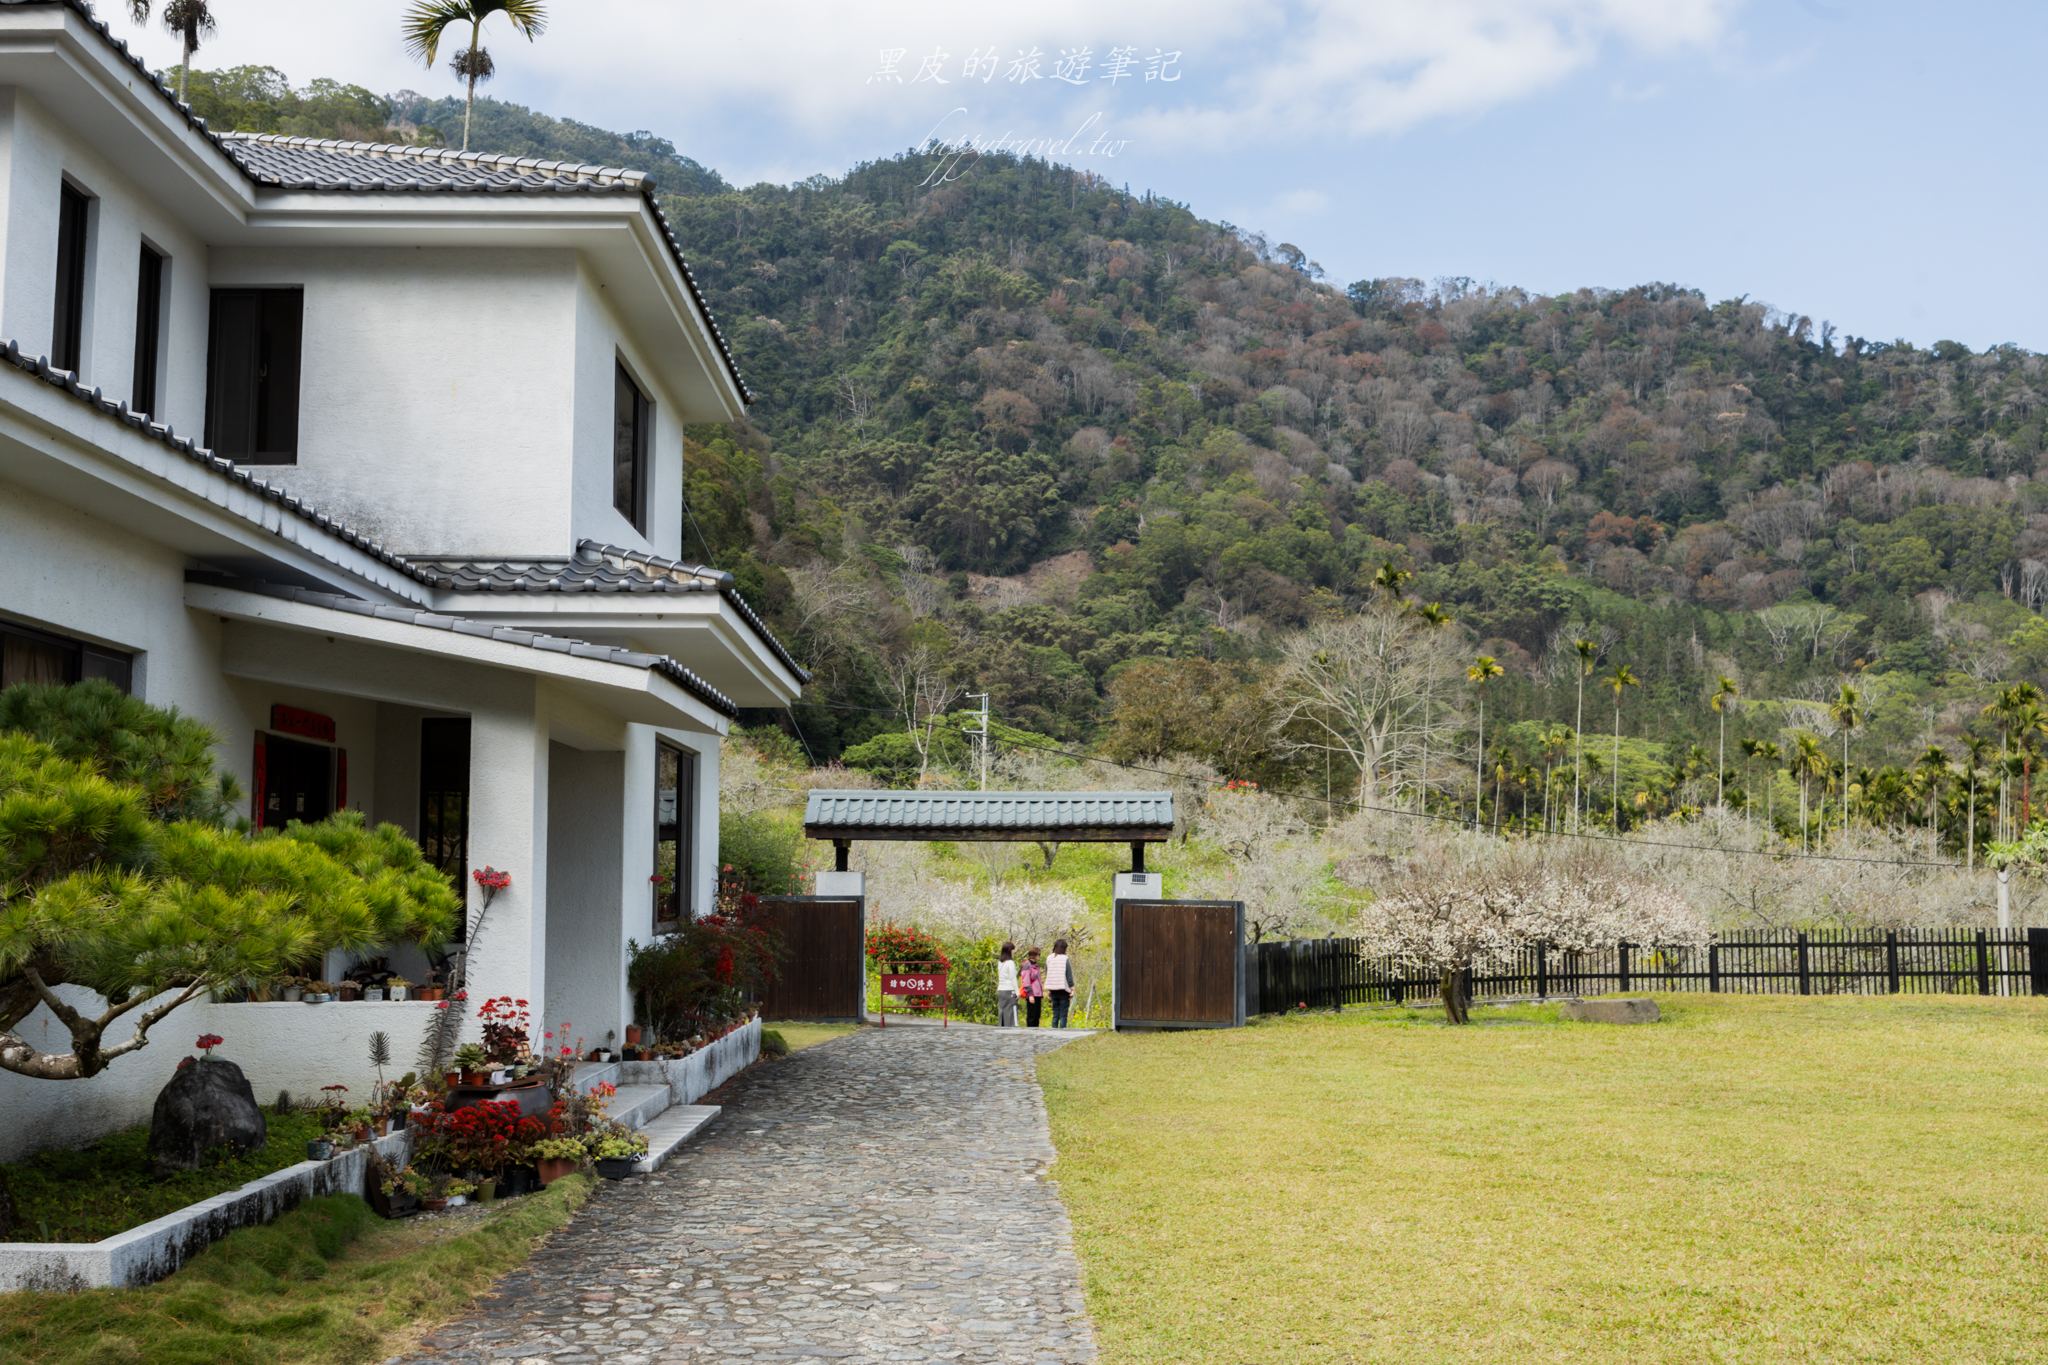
[463,682,549,1007]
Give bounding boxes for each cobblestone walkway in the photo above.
[407,1024,1097,1364]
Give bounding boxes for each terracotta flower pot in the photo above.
[536,1157,578,1186]
[624,1025,643,1047]
[422,1196,449,1212]
[444,1071,461,1089]
[352,1123,372,1143]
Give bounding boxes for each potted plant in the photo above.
[387,975,413,1002]
[453,1043,490,1086]
[375,1161,430,1217]
[531,1136,585,1186]
[336,979,362,1001]
[624,1023,643,1049]
[304,981,333,1004]
[363,981,385,1002]
[589,1128,648,1180]
[306,1133,337,1161]
[415,982,444,1002]
[281,977,306,1003]
[344,1105,376,1144]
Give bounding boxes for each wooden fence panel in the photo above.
[1254,927,2040,1013]
[754,895,865,1021]
[1116,899,1245,1029]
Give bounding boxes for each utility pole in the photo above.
[966,692,990,791]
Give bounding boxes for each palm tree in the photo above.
[1710,676,1739,808]
[1827,684,1866,830]
[1371,560,1412,600]
[2012,702,2048,831]
[1540,724,1572,831]
[1603,664,1639,828]
[1981,683,2041,840]
[126,1,215,103]
[1738,738,1764,827]
[1963,733,1993,870]
[1754,739,1782,836]
[1791,731,1827,853]
[1571,637,1598,831]
[403,0,549,153]
[1408,601,1453,808]
[1467,655,1503,825]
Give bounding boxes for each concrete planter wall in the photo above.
[0,1129,411,1293]
[616,1017,760,1108]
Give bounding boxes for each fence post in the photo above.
[1975,930,1992,996]
[1797,933,1811,995]
[1885,931,1900,995]
[1536,942,1548,999]
[1708,942,1720,993]
[2030,929,2048,997]
[1618,942,1631,993]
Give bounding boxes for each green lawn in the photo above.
[1039,995,2048,1364]
[0,1177,591,1363]
[768,1021,860,1052]
[3,1109,327,1242]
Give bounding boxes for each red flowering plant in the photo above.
[865,923,949,972]
[410,1097,535,1177]
[195,1032,224,1057]
[476,995,532,1066]
[626,896,780,1046]
[471,866,512,905]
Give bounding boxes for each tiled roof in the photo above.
[804,790,1176,839]
[188,573,739,718]
[218,134,647,193]
[0,2,750,405]
[413,542,809,683]
[0,339,434,586]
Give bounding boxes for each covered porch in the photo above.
[190,573,732,1049]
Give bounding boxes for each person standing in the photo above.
[1019,947,1044,1028]
[996,941,1019,1027]
[1046,938,1077,1029]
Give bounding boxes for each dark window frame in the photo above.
[131,242,166,415]
[613,358,652,533]
[0,618,132,693]
[654,737,696,927]
[205,286,304,464]
[52,179,91,373]
[419,716,472,941]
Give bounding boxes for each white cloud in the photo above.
[111,0,1741,176]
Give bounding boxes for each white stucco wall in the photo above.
[547,743,627,1045]
[0,476,248,766]
[570,260,688,559]
[206,245,580,557]
[0,90,208,430]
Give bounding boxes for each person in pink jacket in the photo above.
[1018,947,1045,1028]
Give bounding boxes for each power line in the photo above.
[795,696,1968,871]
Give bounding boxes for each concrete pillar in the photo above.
[462,682,549,1008]
[546,743,625,1045]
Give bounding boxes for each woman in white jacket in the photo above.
[995,941,1019,1027]
[1045,938,1077,1029]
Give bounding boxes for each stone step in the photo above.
[570,1060,620,1092]
[632,1104,721,1173]
[608,1082,671,1130]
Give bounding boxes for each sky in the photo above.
[119,0,2048,351]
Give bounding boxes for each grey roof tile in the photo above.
[186,572,737,717]
[413,542,808,684]
[803,789,1175,838]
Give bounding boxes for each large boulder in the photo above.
[148,1056,268,1173]
[1562,998,1660,1024]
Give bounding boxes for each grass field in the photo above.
[769,1021,860,1052]
[1039,995,2048,1364]
[0,1177,591,1364]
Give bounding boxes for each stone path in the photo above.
[407,1024,1097,1364]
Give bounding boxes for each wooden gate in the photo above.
[754,895,865,1021]
[1113,899,1246,1029]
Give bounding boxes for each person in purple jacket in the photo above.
[1018,947,1045,1028]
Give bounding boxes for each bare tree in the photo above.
[878,643,964,784]
[1268,603,1465,807]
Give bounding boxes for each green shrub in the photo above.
[718,810,803,894]
[760,1029,790,1059]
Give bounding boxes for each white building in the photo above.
[0,1,804,1157]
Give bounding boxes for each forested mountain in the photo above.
[183,72,2048,845]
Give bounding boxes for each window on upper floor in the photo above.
[52,180,91,373]
[613,359,651,533]
[206,288,303,464]
[0,618,132,693]
[132,243,165,415]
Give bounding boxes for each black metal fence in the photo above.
[1253,927,2048,1014]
